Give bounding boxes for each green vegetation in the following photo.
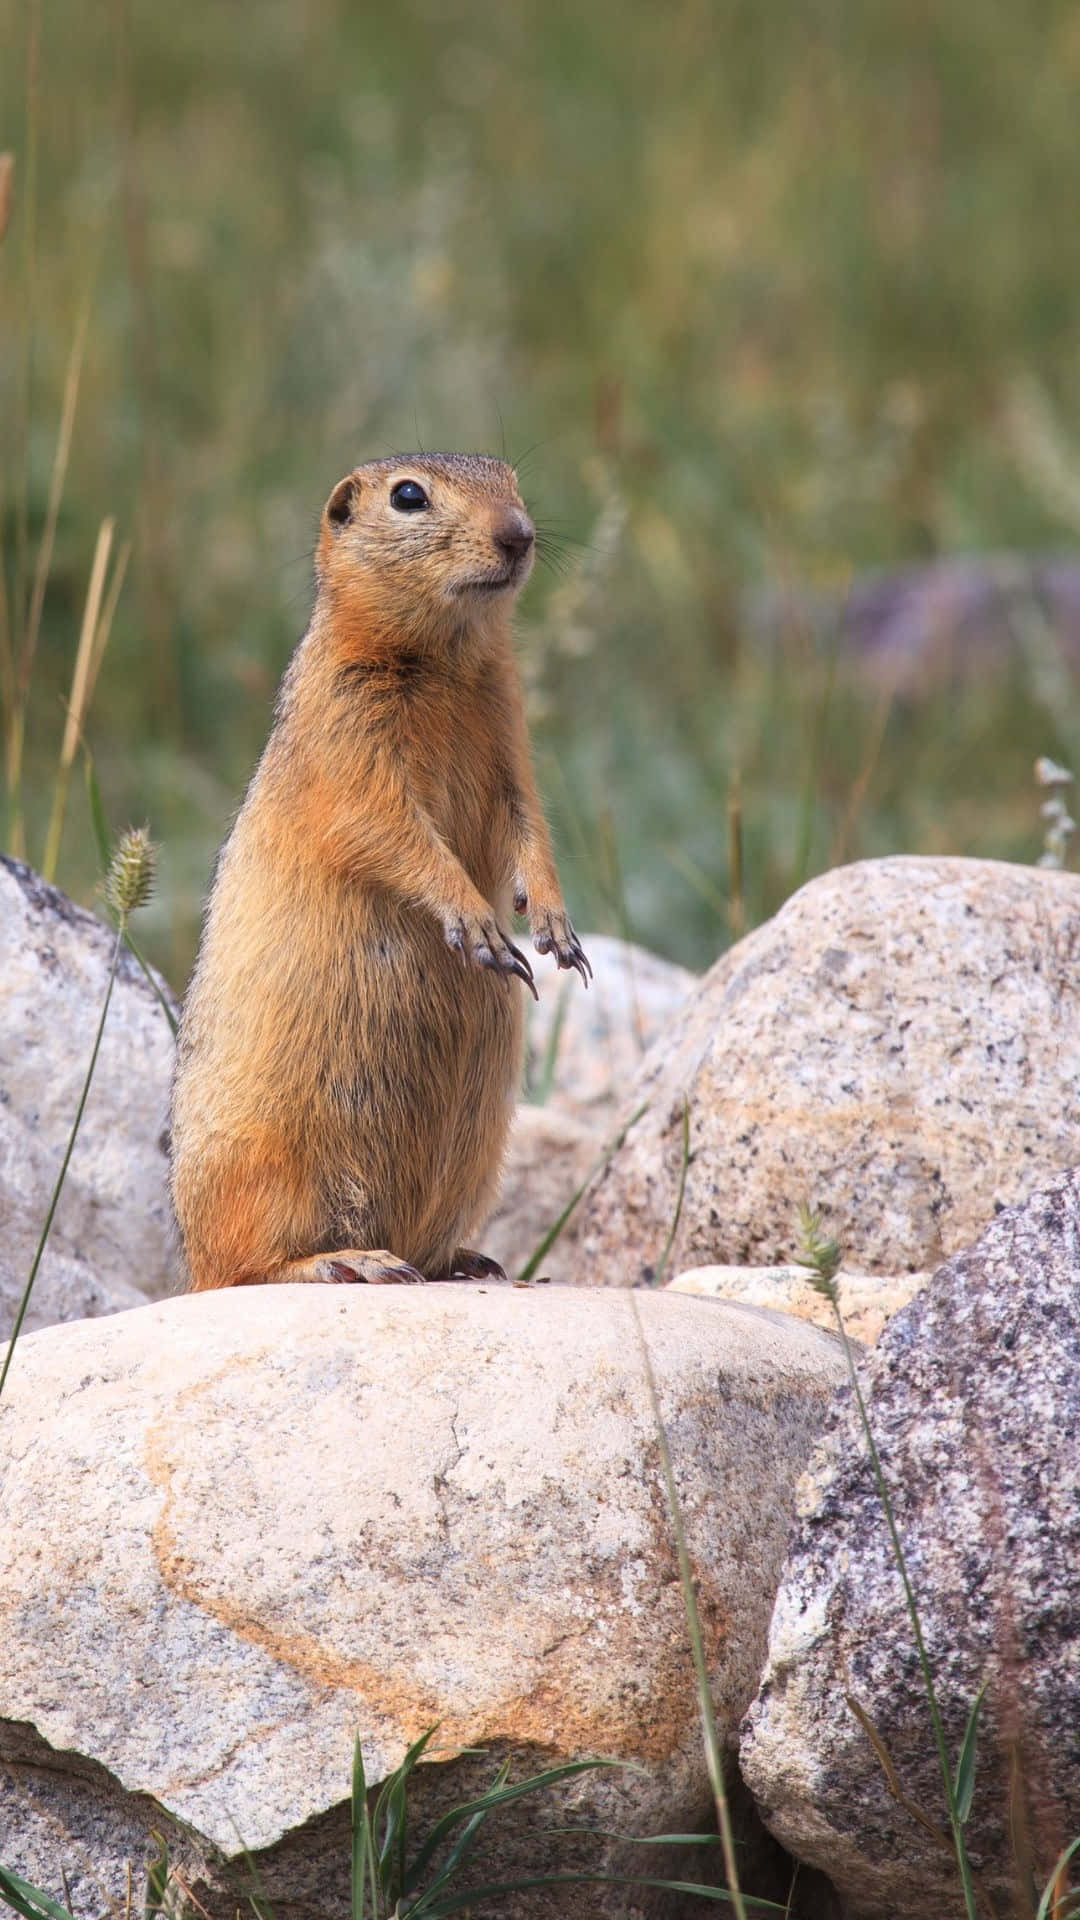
[4,0,1080,987]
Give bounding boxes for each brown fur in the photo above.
[170,453,588,1290]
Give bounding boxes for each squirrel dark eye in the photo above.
[390,480,430,512]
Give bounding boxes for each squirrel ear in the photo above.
[326,474,359,529]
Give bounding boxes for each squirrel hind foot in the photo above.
[270,1249,427,1285]
[428,1248,509,1284]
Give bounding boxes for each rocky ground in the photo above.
[2,849,1079,1918]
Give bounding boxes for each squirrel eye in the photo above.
[390,480,430,512]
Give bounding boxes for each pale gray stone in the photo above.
[740,1168,1080,1920]
[0,1283,844,1916]
[668,1266,929,1347]
[0,858,179,1335]
[482,1103,601,1283]
[580,857,1080,1282]
[525,934,696,1120]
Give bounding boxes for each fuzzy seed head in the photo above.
[104,825,157,921]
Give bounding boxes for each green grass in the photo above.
[3,0,1080,987]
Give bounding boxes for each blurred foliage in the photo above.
[2,0,1080,985]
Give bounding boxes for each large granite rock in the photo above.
[525,934,696,1121]
[0,858,179,1336]
[741,1169,1080,1919]
[0,1283,844,1917]
[580,857,1080,1285]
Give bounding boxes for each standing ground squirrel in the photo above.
[170,453,589,1289]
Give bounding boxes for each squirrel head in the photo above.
[315,454,535,648]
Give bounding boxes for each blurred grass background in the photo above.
[3,0,1080,987]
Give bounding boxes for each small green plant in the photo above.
[515,1098,649,1283]
[0,823,157,1400]
[347,1726,774,1916]
[1034,756,1075,869]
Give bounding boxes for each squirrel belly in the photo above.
[170,452,590,1292]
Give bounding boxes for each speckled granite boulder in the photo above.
[580,857,1080,1283]
[0,1283,844,1918]
[741,1169,1080,1919]
[0,858,179,1335]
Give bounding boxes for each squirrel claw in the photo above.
[533,912,591,988]
[502,935,539,999]
[447,1248,509,1282]
[448,913,537,997]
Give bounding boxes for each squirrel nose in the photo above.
[493,510,535,563]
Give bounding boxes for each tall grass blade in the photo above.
[408,1764,512,1905]
[845,1696,947,1843]
[0,924,123,1398]
[8,298,91,856]
[953,1683,987,1825]
[516,1100,648,1283]
[527,979,570,1104]
[1,825,155,1392]
[1036,1839,1080,1920]
[83,755,179,1036]
[143,1834,169,1920]
[0,1869,75,1920]
[0,152,13,244]
[13,3,40,713]
[403,1759,627,1893]
[417,1871,783,1917]
[827,1302,981,1918]
[629,1293,749,1920]
[85,751,111,870]
[42,516,114,881]
[352,1736,371,1920]
[727,768,746,938]
[650,1095,689,1288]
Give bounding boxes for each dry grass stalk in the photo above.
[6,300,91,855]
[0,154,13,245]
[42,520,130,882]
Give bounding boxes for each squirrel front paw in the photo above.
[445,911,538,999]
[526,905,592,987]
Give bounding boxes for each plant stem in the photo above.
[829,1303,981,1920]
[0,924,123,1399]
[630,1294,749,1920]
[651,1096,690,1288]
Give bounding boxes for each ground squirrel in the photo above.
[170,453,589,1289]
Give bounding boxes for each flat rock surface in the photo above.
[580,857,1080,1281]
[740,1168,1080,1919]
[0,1283,843,1916]
[0,858,179,1334]
[525,934,695,1119]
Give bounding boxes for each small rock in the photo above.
[740,1168,1080,1920]
[0,1283,844,1917]
[525,934,696,1120]
[482,1103,600,1283]
[668,1266,929,1346]
[580,857,1080,1282]
[0,858,179,1336]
